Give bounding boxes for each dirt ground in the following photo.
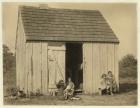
[4,77,137,105]
[4,90,137,105]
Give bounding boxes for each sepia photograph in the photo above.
[3,2,137,105]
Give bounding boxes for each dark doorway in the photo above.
[66,43,83,89]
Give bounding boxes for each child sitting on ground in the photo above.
[106,71,117,95]
[98,73,107,95]
[64,77,75,100]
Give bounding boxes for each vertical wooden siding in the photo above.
[21,41,65,94]
[83,43,119,93]
[54,49,65,83]
[41,43,48,94]
[16,21,20,88]
[16,17,49,94]
[83,43,93,94]
[32,42,42,92]
[92,43,101,93]
[25,42,48,94]
[48,44,65,91]
[16,14,26,91]
[107,44,115,75]
[48,49,56,89]
[25,43,33,94]
[114,44,119,89]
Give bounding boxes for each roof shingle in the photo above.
[20,6,119,43]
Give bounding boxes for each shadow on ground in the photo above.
[119,83,137,94]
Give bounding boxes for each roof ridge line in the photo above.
[20,5,100,12]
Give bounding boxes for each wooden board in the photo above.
[25,43,33,94]
[82,44,86,93]
[41,43,48,94]
[114,44,119,89]
[107,43,115,75]
[83,43,93,94]
[92,43,100,93]
[48,49,56,89]
[83,43,87,93]
[22,29,26,93]
[32,42,42,93]
[16,36,20,88]
[100,43,108,75]
[16,15,26,91]
[16,25,20,88]
[54,50,65,83]
[48,43,65,91]
[18,17,23,90]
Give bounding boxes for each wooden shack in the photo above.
[16,6,119,95]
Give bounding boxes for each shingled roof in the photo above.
[20,6,119,43]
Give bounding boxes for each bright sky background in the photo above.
[2,2,137,60]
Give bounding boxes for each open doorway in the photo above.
[66,43,83,90]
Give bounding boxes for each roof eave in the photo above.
[26,36,119,43]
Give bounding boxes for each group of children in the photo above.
[64,71,118,99]
[57,71,117,100]
[99,71,117,95]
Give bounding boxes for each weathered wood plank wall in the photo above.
[83,43,119,94]
[41,43,48,94]
[32,42,42,93]
[25,43,33,94]
[92,43,100,93]
[16,16,50,94]
[17,41,65,94]
[83,43,93,94]
[48,44,65,91]
[16,15,26,91]
[25,42,48,94]
[48,48,56,90]
[114,44,119,89]
[23,42,49,94]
